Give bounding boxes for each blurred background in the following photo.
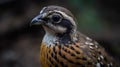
[0,0,120,67]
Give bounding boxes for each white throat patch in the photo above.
[43,32,57,47]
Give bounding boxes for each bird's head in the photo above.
[31,5,77,35]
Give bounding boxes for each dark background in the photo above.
[0,0,120,67]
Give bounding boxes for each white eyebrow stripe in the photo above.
[53,10,76,27]
[40,7,47,14]
[40,9,77,31]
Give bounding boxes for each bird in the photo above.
[31,5,117,67]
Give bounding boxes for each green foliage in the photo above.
[69,0,105,33]
[77,8,105,33]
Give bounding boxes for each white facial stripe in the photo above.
[53,10,76,27]
[55,26,67,33]
[47,23,67,33]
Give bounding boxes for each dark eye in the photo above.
[51,14,61,23]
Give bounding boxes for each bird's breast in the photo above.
[40,41,96,67]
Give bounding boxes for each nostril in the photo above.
[32,20,38,23]
[30,20,38,26]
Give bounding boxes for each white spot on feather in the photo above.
[95,45,98,48]
[110,62,113,66]
[107,62,113,67]
[98,57,101,61]
[86,37,92,41]
[89,43,94,45]
[89,46,93,49]
[100,55,104,59]
[96,63,101,67]
[107,64,110,67]
[85,41,94,45]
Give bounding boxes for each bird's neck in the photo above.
[43,31,77,47]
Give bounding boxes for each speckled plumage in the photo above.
[31,5,117,67]
[40,32,115,67]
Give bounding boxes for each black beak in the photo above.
[30,14,45,26]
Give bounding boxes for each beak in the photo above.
[30,14,45,26]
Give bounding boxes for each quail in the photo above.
[31,5,117,67]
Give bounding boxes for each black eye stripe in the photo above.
[59,19,73,27]
[56,19,73,33]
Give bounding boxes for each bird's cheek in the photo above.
[55,26,67,33]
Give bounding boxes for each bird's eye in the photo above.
[51,14,61,23]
